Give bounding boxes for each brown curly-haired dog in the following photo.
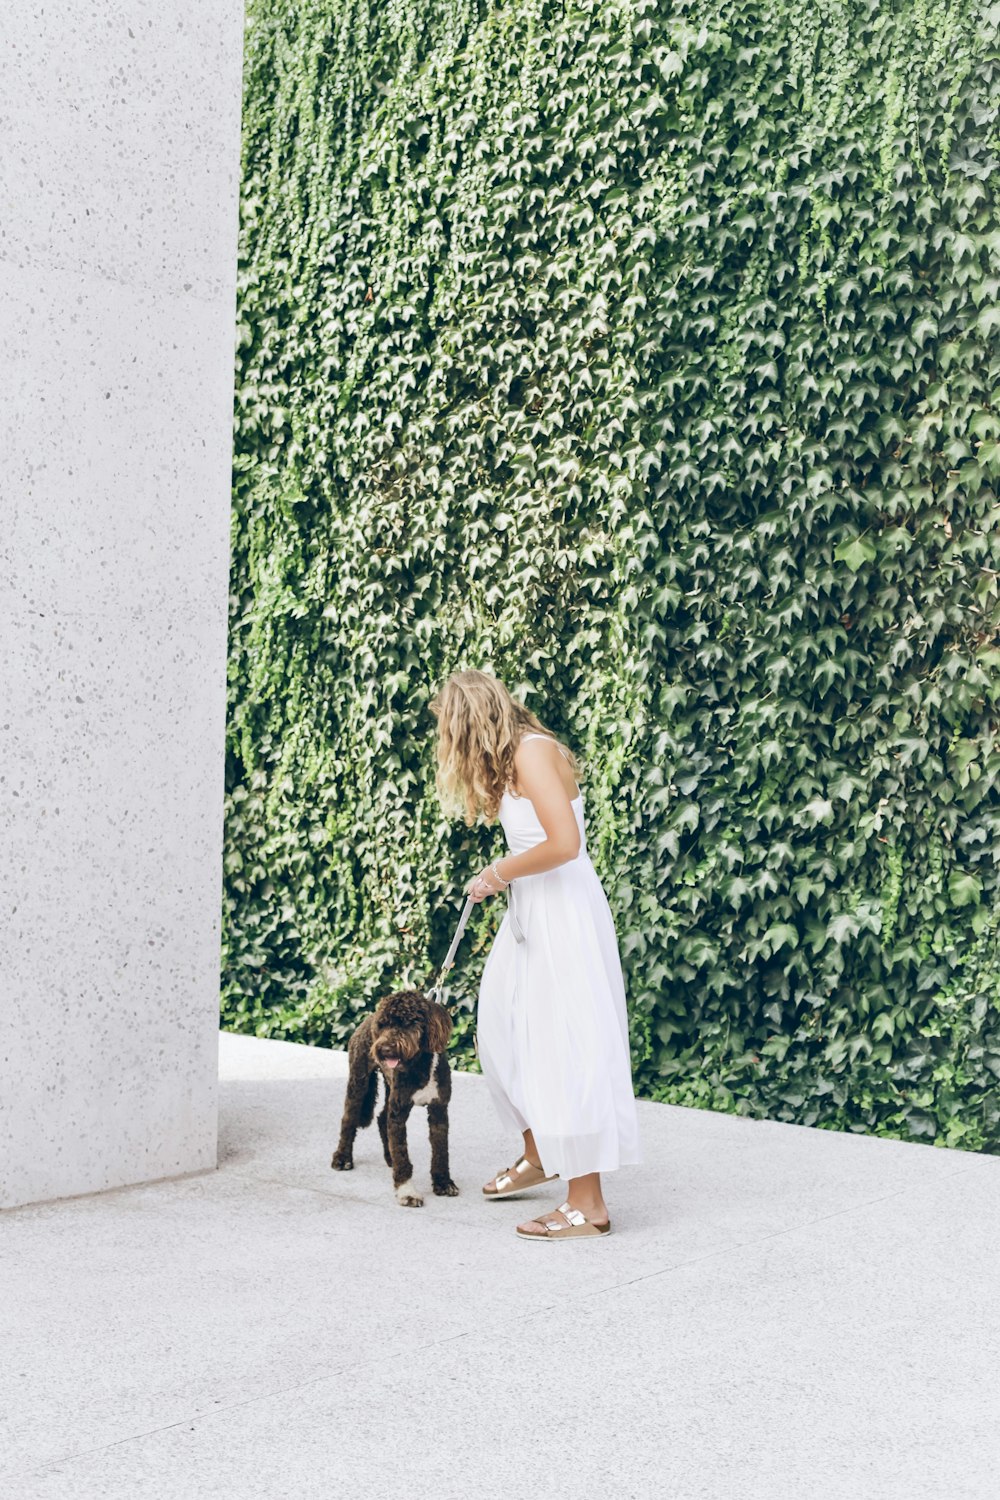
[331,990,459,1206]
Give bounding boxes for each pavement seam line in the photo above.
[16,1167,978,1479]
[14,1160,956,1484]
[13,1136,995,1477]
[15,1314,549,1482]
[577,1177,954,1301]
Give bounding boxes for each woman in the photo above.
[430,669,641,1240]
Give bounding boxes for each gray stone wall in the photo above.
[0,2,244,1208]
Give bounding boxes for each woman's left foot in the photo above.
[483,1155,557,1199]
[516,1199,611,1240]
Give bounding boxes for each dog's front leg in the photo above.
[428,1100,459,1196]
[388,1100,421,1206]
[376,1101,392,1167]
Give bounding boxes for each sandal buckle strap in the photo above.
[492,1157,540,1194]
[537,1205,587,1232]
[559,1205,587,1226]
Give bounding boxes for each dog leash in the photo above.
[427,896,476,1003]
[427,885,525,1004]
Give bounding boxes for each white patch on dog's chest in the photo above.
[411,1053,439,1106]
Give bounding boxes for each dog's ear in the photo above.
[425,1001,452,1053]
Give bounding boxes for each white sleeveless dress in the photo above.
[476,734,642,1179]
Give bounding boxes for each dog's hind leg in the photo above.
[358,1066,379,1128]
[332,1079,367,1170]
[332,1034,375,1171]
[387,1101,421,1206]
[428,1099,459,1196]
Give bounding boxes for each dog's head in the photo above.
[370,990,452,1072]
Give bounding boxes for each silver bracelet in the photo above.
[490,860,509,888]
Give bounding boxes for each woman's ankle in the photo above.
[569,1203,609,1226]
[566,1174,607,1221]
[522,1131,541,1169]
[570,1194,607,1213]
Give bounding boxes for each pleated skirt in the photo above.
[476,853,642,1179]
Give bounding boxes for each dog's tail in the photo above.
[358,1067,379,1129]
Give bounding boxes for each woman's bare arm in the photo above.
[467,738,580,900]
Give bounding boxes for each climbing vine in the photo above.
[226,0,1000,1150]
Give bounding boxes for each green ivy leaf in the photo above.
[834,535,877,570]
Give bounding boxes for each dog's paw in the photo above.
[395,1183,423,1207]
[433,1179,460,1197]
[331,1152,353,1171]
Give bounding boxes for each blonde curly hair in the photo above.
[429,669,581,825]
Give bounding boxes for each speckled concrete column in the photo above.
[0,4,245,1208]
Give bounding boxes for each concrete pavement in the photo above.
[2,1031,998,1498]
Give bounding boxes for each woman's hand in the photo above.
[467,865,505,903]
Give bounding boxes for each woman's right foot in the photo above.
[516,1200,612,1239]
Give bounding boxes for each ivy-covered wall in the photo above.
[226,0,1000,1149]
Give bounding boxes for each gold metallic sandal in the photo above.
[482,1155,558,1200]
[515,1201,612,1240]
